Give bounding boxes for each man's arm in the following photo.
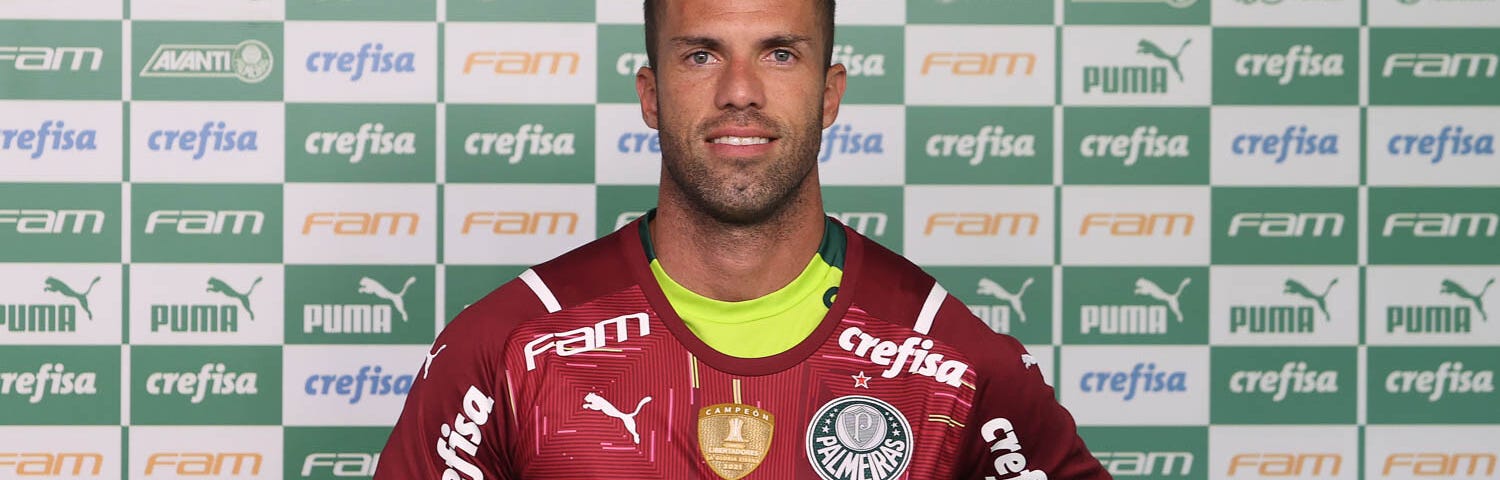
[961,334,1110,480]
[375,280,543,480]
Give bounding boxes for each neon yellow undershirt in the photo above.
[643,213,844,358]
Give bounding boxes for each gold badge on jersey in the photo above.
[697,403,774,480]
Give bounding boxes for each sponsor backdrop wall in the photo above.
[1,0,1498,479]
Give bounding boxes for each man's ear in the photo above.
[636,66,660,129]
[821,63,848,129]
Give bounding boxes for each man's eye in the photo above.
[772,50,793,62]
[691,52,711,64]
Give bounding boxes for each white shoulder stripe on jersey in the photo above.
[914,282,947,335]
[519,268,562,313]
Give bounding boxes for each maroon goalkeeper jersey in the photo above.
[376,216,1109,480]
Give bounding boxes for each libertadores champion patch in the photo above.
[698,403,774,480]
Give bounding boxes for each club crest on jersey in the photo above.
[697,403,774,480]
[806,395,912,480]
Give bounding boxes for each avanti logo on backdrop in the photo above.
[1083,38,1191,95]
[0,120,98,159]
[0,46,103,71]
[304,123,416,164]
[1232,125,1340,164]
[1235,45,1344,85]
[1385,278,1493,334]
[146,121,259,161]
[1385,125,1495,164]
[304,365,412,404]
[0,276,101,333]
[1079,362,1188,401]
[463,51,580,75]
[1231,277,1339,335]
[305,42,414,81]
[149,276,262,334]
[140,39,274,84]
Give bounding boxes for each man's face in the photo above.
[637,0,846,225]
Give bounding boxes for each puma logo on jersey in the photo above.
[1021,354,1038,370]
[422,344,446,380]
[1134,277,1191,323]
[358,276,417,322]
[582,392,651,444]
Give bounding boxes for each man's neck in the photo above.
[650,183,825,302]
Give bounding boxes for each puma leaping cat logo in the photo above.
[1138,38,1192,82]
[583,392,651,444]
[1134,277,1191,323]
[1442,278,1495,321]
[43,276,101,320]
[206,276,262,320]
[977,277,1034,324]
[1284,278,1339,322]
[358,276,417,322]
[422,344,446,380]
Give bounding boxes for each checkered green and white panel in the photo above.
[2,0,1498,478]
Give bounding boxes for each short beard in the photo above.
[659,107,822,226]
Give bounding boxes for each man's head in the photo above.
[636,0,846,226]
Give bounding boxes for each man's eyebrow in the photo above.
[759,34,813,51]
[667,34,814,52]
[669,35,723,51]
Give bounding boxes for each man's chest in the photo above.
[502,313,981,479]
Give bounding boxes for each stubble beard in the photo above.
[659,106,823,226]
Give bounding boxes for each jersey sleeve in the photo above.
[375,280,543,480]
[957,333,1110,480]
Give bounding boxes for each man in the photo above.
[376,0,1109,478]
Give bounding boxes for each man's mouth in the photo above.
[710,136,772,146]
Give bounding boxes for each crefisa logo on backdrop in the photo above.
[305,42,415,81]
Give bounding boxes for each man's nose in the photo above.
[714,56,767,111]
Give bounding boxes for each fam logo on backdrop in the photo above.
[284,184,436,265]
[446,23,596,104]
[132,184,284,263]
[0,183,120,263]
[1369,188,1500,265]
[1213,187,1358,265]
[907,25,1053,106]
[130,427,281,477]
[286,426,390,479]
[903,186,1053,265]
[1210,427,1356,479]
[1082,426,1201,478]
[1063,187,1211,265]
[1065,27,1211,106]
[446,184,595,265]
[0,19,120,100]
[1371,28,1500,105]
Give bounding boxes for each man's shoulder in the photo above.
[447,226,642,336]
[845,227,1033,379]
